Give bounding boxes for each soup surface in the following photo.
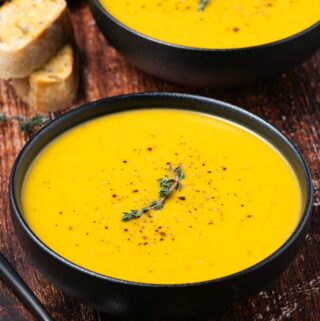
[22,109,301,284]
[100,0,320,49]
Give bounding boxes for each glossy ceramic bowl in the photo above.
[89,0,320,87]
[10,93,313,320]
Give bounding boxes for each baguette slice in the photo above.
[12,43,78,112]
[0,0,72,79]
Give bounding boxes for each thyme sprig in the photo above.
[198,0,209,11]
[122,165,185,222]
[0,113,49,134]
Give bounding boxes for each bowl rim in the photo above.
[90,0,320,52]
[10,92,313,289]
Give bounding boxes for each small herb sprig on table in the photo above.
[122,165,185,222]
[0,113,49,134]
[198,0,209,11]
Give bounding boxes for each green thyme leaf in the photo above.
[121,165,185,222]
[0,113,48,134]
[149,201,159,208]
[122,213,132,222]
[198,0,209,11]
[15,114,49,134]
[0,113,8,122]
[174,166,185,180]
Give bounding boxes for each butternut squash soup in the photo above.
[99,0,320,49]
[22,109,302,284]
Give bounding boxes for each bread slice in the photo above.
[0,0,72,79]
[12,43,78,112]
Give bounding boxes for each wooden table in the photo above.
[0,2,319,320]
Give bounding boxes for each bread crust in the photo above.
[0,3,72,79]
[12,44,79,112]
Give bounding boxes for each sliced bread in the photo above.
[0,0,72,79]
[12,43,78,112]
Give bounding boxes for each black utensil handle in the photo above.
[0,253,54,321]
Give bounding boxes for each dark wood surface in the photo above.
[0,2,319,321]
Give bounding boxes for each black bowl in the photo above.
[10,93,313,320]
[89,0,320,87]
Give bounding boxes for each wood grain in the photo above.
[0,2,319,320]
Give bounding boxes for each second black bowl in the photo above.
[89,0,320,87]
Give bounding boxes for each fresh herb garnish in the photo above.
[0,113,8,122]
[198,0,209,11]
[15,115,49,134]
[0,113,49,134]
[122,165,185,222]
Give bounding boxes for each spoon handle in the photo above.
[0,252,54,321]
